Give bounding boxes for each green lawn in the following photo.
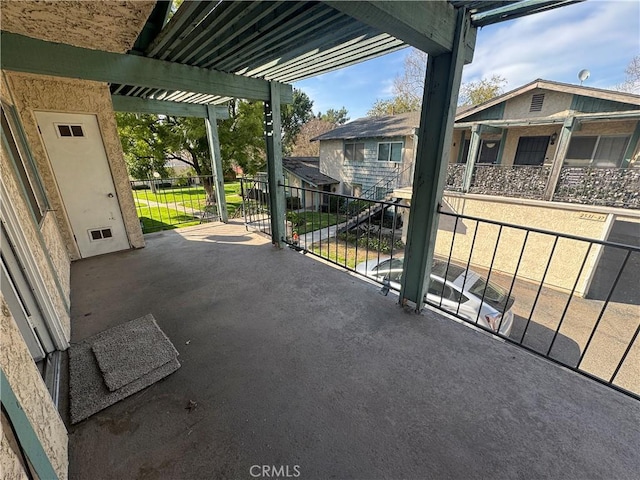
[132,181,243,231]
[287,211,341,235]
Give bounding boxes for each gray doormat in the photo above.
[69,314,180,424]
[92,314,178,391]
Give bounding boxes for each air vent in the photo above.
[89,228,113,241]
[530,93,545,112]
[57,124,84,137]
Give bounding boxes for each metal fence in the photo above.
[241,178,639,400]
[130,176,218,233]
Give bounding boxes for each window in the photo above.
[344,142,364,162]
[377,142,403,162]
[565,135,630,167]
[513,136,550,166]
[1,104,48,223]
[530,93,545,112]
[56,123,84,137]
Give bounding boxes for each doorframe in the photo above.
[35,110,132,258]
[0,179,69,351]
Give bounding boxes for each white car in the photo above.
[356,257,515,336]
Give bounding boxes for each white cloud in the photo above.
[463,0,640,90]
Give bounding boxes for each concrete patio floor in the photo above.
[65,221,640,480]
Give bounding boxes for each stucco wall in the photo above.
[503,88,572,119]
[0,295,68,480]
[433,195,626,295]
[500,125,561,166]
[4,71,144,260]
[575,119,637,136]
[319,139,345,191]
[0,432,30,480]
[0,0,155,54]
[1,80,71,338]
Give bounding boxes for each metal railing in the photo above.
[130,175,218,233]
[241,177,639,400]
[554,167,640,209]
[431,208,639,400]
[360,164,413,201]
[240,177,271,236]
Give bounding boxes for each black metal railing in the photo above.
[240,177,271,235]
[242,177,639,399]
[431,208,639,400]
[130,176,219,233]
[554,167,640,209]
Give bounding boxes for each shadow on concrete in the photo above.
[510,315,582,367]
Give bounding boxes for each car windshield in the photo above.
[469,277,509,305]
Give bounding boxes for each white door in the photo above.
[36,112,129,257]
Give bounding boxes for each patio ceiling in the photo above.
[1,1,582,107]
[108,0,582,106]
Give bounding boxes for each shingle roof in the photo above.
[283,157,339,187]
[313,111,421,141]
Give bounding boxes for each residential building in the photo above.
[282,156,339,209]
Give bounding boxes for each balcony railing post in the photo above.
[543,116,576,201]
[400,8,472,309]
[264,81,286,247]
[205,105,228,222]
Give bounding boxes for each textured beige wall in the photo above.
[435,195,620,295]
[0,0,155,53]
[503,89,572,119]
[0,82,71,338]
[5,71,144,260]
[0,295,68,480]
[500,125,561,166]
[319,140,345,191]
[577,119,637,136]
[0,432,30,480]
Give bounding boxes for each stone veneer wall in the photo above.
[0,295,68,480]
[5,71,144,260]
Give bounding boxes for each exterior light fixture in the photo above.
[550,132,558,145]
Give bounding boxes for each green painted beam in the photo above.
[543,116,577,200]
[130,1,172,54]
[1,368,59,480]
[325,1,476,62]
[111,95,229,119]
[205,105,228,223]
[622,121,640,168]
[265,82,286,248]
[496,129,509,165]
[400,8,471,309]
[0,31,293,103]
[471,0,584,27]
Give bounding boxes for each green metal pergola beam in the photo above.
[325,1,475,61]
[471,0,584,27]
[0,31,293,103]
[111,95,229,119]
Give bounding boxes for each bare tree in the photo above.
[616,55,640,94]
[290,119,336,157]
[367,48,508,116]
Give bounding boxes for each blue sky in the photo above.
[295,0,640,120]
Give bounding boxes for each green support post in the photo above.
[543,116,576,201]
[205,105,228,222]
[496,128,508,165]
[400,8,473,310]
[622,121,640,168]
[462,124,483,191]
[265,82,286,247]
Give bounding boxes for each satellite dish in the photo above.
[578,69,590,85]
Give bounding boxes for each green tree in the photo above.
[317,107,349,125]
[281,88,314,153]
[459,74,507,106]
[218,100,266,176]
[367,48,507,116]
